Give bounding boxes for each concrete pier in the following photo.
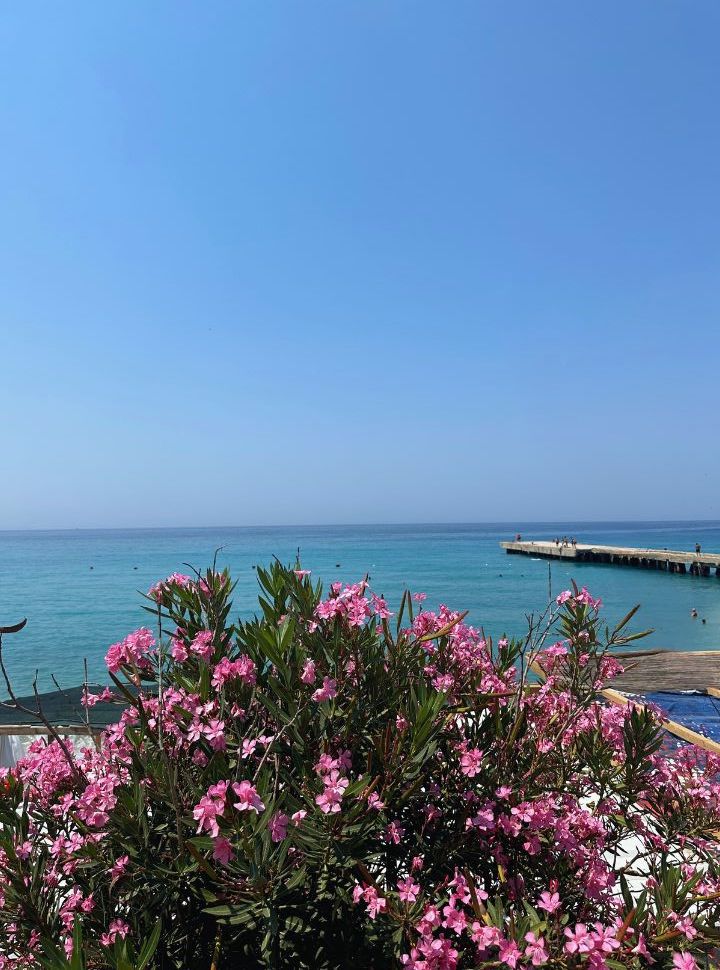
[501,540,720,577]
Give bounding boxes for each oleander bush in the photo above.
[1,563,720,969]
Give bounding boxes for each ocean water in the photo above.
[0,522,718,695]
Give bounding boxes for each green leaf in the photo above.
[136,920,162,970]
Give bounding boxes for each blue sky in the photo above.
[1,2,718,528]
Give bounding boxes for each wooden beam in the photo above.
[0,725,98,737]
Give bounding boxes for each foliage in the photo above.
[1,563,720,969]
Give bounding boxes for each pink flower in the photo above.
[294,569,311,577]
[397,877,420,904]
[269,812,289,842]
[541,641,568,662]
[314,753,339,775]
[347,596,371,627]
[459,747,483,778]
[81,689,99,708]
[211,655,257,689]
[537,891,561,914]
[75,776,119,828]
[385,821,404,844]
[100,919,130,948]
[363,886,386,919]
[235,655,257,684]
[242,739,258,759]
[315,599,339,621]
[193,795,223,837]
[443,903,468,934]
[170,638,189,662]
[110,855,129,881]
[312,677,337,702]
[291,810,307,825]
[564,924,593,955]
[203,719,226,751]
[212,836,235,865]
[631,934,654,962]
[231,781,265,814]
[498,939,521,968]
[315,771,348,814]
[524,932,548,966]
[148,572,191,601]
[670,913,698,941]
[575,587,602,610]
[413,592,427,602]
[301,660,317,685]
[589,923,621,954]
[371,594,393,619]
[105,628,155,673]
[673,955,698,970]
[190,630,215,662]
[367,792,385,811]
[468,918,491,942]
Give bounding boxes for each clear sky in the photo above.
[1,2,718,529]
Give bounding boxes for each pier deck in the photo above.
[501,540,720,577]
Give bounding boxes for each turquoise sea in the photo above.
[0,522,719,695]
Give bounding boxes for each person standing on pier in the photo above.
[696,542,702,555]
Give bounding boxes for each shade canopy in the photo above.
[0,685,127,729]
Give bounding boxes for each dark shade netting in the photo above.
[0,685,127,728]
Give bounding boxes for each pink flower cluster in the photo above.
[315,581,373,627]
[211,655,257,689]
[193,779,265,840]
[314,751,351,814]
[148,572,193,602]
[4,566,720,966]
[105,627,155,673]
[411,605,515,699]
[556,586,603,611]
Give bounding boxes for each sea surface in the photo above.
[0,522,719,695]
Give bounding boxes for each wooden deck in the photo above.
[501,541,720,577]
[606,649,720,693]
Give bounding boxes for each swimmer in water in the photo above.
[691,608,698,618]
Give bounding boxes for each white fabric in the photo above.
[0,734,40,768]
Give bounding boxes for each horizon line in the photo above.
[1,518,720,535]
